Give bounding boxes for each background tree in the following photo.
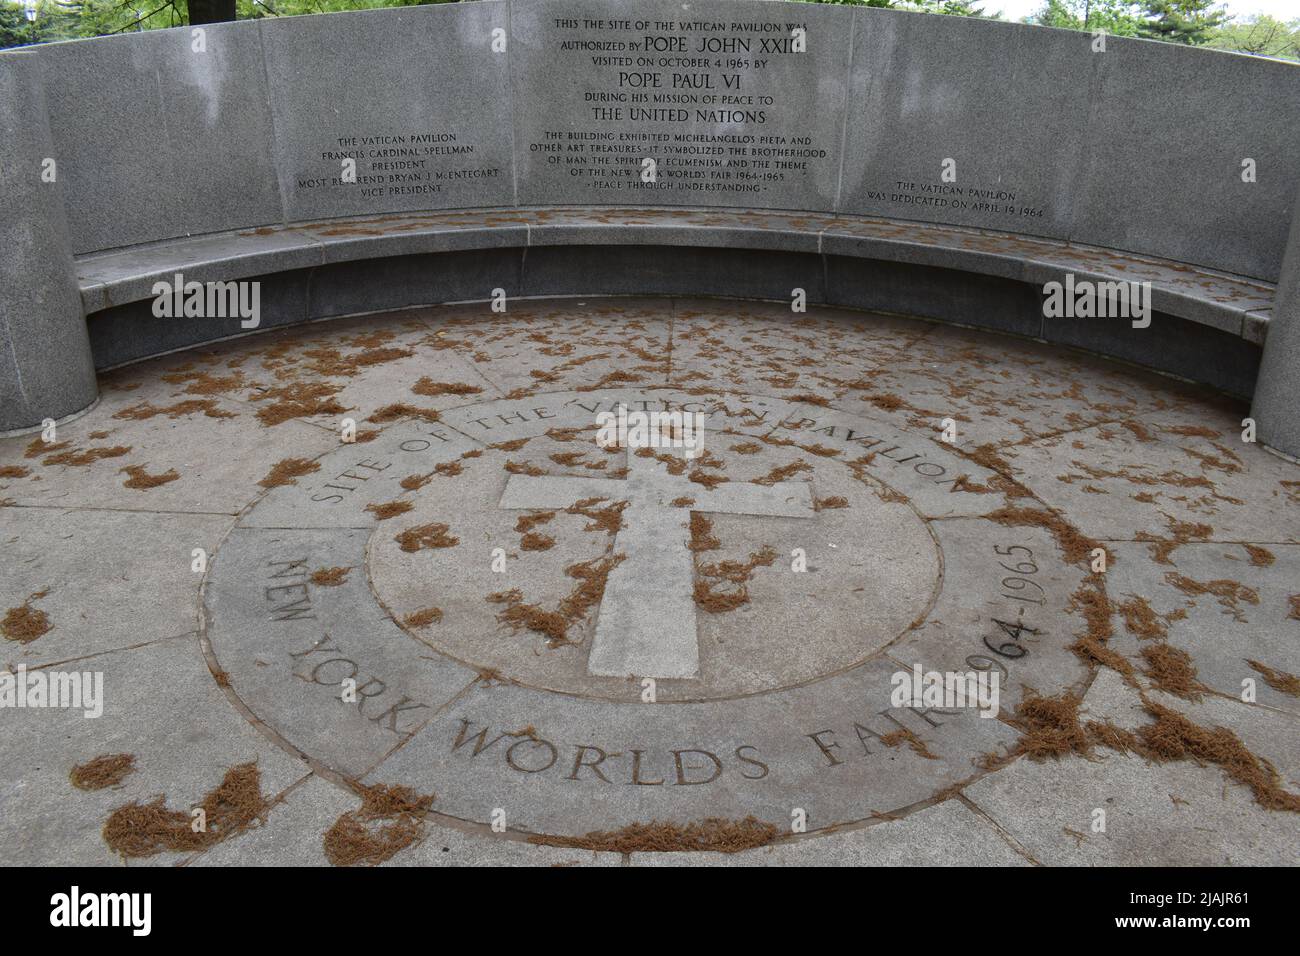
[1028,0,1143,35]
[909,0,1002,17]
[1139,0,1227,44]
[0,2,36,45]
[1209,14,1299,57]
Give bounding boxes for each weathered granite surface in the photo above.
[261,5,515,221]
[9,1,1296,277]
[840,11,1093,243]
[2,297,1296,865]
[1253,188,1300,460]
[0,51,97,432]
[511,0,850,210]
[37,21,282,255]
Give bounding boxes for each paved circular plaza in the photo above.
[1,298,1297,865]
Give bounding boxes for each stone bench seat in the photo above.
[78,206,1276,345]
[74,206,1278,402]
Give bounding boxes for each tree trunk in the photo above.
[188,0,236,25]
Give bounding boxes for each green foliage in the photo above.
[1,0,98,47]
[1138,0,1228,45]
[4,0,181,47]
[899,0,1002,17]
[1209,14,1300,59]
[1027,0,1144,36]
[0,3,36,47]
[1026,0,1298,57]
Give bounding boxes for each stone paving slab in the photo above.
[1000,422,1300,545]
[0,384,337,516]
[186,774,346,867]
[630,799,1030,867]
[189,774,620,867]
[955,668,1300,866]
[1,507,230,668]
[0,633,306,866]
[1083,668,1300,787]
[1105,541,1300,716]
[963,749,1299,867]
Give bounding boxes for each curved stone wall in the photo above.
[2,0,1299,451]
[16,1,1299,277]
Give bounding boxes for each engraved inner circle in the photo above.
[367,425,941,701]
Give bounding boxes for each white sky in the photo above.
[994,0,1300,21]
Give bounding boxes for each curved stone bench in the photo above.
[77,206,1274,398]
[3,0,1299,458]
